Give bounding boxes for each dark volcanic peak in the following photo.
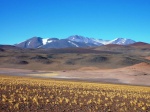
[15,37,43,48]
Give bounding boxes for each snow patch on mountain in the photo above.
[42,38,49,45]
[28,41,31,46]
[68,41,79,47]
[42,38,59,45]
[37,45,43,48]
[47,40,53,43]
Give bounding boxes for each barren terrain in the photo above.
[0,62,150,86]
[0,43,150,86]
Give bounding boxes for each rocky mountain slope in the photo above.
[15,35,136,48]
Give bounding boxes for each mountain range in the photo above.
[15,35,136,48]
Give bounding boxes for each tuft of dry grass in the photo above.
[0,75,150,112]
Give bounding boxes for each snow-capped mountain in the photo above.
[68,35,104,46]
[67,35,135,45]
[15,35,136,48]
[106,38,136,45]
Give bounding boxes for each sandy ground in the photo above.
[0,62,150,86]
[146,56,150,60]
[52,62,150,86]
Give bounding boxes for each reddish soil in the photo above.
[146,56,150,60]
[1,62,150,86]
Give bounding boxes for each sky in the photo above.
[0,0,150,45]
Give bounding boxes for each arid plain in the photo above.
[0,42,150,86]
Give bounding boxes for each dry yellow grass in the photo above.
[0,75,150,112]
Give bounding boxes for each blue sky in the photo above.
[0,0,150,44]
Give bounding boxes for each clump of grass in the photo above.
[0,75,150,112]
